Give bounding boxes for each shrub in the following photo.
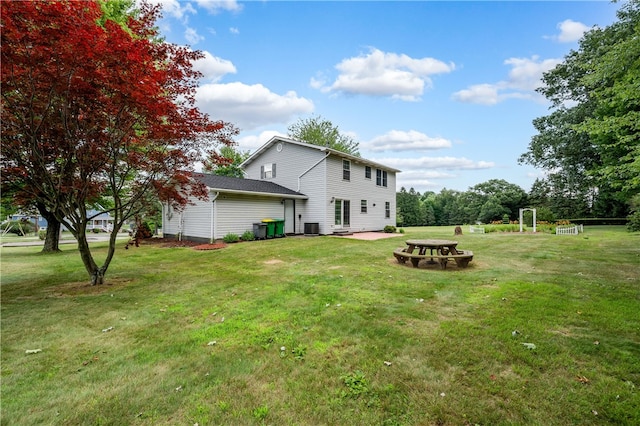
[383,225,396,233]
[38,229,46,240]
[138,221,153,238]
[485,224,523,233]
[241,230,255,241]
[223,233,239,243]
[627,194,640,232]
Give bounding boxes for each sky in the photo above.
[148,0,621,194]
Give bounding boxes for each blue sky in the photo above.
[149,0,620,193]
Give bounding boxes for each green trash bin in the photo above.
[262,219,275,239]
[274,219,285,237]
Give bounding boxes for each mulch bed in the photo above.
[138,237,227,250]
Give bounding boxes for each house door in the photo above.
[284,199,295,234]
[334,199,350,229]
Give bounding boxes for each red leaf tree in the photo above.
[1,1,237,284]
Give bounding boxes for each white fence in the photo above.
[469,226,485,234]
[556,224,584,235]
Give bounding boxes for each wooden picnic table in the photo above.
[394,239,473,269]
[405,239,459,255]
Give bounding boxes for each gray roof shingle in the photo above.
[194,173,307,199]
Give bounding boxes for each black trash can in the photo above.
[253,223,267,240]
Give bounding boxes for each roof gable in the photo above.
[241,136,401,173]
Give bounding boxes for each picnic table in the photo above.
[393,239,473,269]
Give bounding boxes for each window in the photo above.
[261,163,276,179]
[365,166,371,179]
[342,160,350,181]
[385,202,390,219]
[361,200,367,214]
[376,169,387,187]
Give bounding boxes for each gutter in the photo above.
[208,188,307,199]
[210,191,219,243]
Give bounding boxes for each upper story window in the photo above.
[365,166,371,179]
[342,159,351,181]
[361,200,367,214]
[261,163,276,179]
[376,169,388,187]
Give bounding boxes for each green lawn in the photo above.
[1,226,639,425]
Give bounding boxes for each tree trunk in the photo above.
[37,203,62,253]
[76,225,118,286]
[42,220,62,252]
[76,229,102,285]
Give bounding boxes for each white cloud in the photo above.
[377,156,495,171]
[554,19,590,43]
[196,82,314,130]
[195,0,243,14]
[237,130,286,151]
[504,56,562,92]
[396,170,457,191]
[229,27,239,35]
[317,48,455,101]
[400,170,457,180]
[365,130,452,152]
[192,50,236,82]
[184,27,204,45]
[144,0,196,20]
[451,84,499,105]
[452,56,562,105]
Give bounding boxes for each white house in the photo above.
[162,136,400,242]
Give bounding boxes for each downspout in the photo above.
[210,192,219,243]
[161,204,165,237]
[298,152,330,192]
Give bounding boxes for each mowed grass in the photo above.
[1,226,639,425]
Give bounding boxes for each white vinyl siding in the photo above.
[244,141,328,234]
[165,193,286,241]
[244,142,327,191]
[326,156,395,232]
[215,194,284,239]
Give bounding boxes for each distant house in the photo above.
[7,210,114,232]
[86,210,114,232]
[162,136,400,242]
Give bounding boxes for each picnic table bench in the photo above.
[393,239,474,269]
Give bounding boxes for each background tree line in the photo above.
[396,176,626,227]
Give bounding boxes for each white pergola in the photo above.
[519,208,537,233]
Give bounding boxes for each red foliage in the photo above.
[2,0,237,210]
[1,1,238,282]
